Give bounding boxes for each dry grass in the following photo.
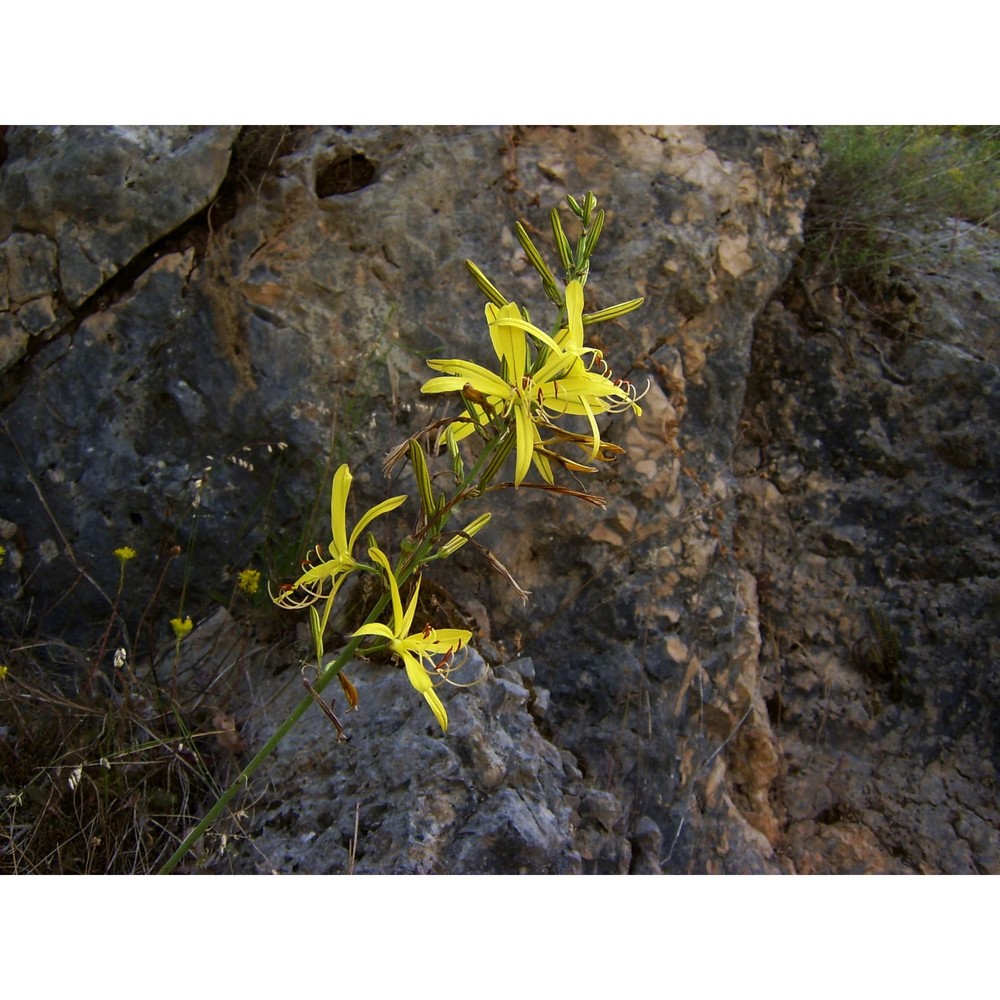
[0,414,300,874]
[0,614,270,874]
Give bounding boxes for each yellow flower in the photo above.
[352,546,472,733]
[272,464,407,624]
[557,279,586,353]
[0,664,8,681]
[237,568,261,595]
[170,616,194,640]
[114,546,136,564]
[422,293,641,485]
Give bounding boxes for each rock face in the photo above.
[0,126,238,370]
[240,647,588,875]
[734,228,1000,874]
[1,125,995,873]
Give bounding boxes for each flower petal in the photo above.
[513,400,535,486]
[487,302,528,382]
[400,651,448,732]
[421,375,474,395]
[400,577,421,637]
[294,558,344,588]
[367,545,404,634]
[421,628,473,651]
[532,447,555,484]
[578,394,601,460]
[423,687,448,732]
[564,279,584,350]
[424,360,511,399]
[401,650,433,694]
[533,349,587,385]
[491,314,563,355]
[330,464,352,557]
[348,493,407,552]
[351,622,396,640]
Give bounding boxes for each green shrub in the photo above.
[802,125,1000,298]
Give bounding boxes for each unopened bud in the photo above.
[549,208,574,273]
[582,208,605,259]
[515,222,558,288]
[408,439,436,522]
[437,512,492,557]
[566,193,584,219]
[465,259,508,308]
[581,297,645,326]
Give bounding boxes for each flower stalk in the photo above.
[159,190,645,873]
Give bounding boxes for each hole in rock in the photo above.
[316,153,376,197]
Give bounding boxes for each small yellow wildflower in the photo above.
[237,568,261,595]
[0,664,8,682]
[0,544,6,567]
[114,546,137,565]
[170,616,194,641]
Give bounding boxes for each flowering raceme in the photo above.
[161,190,647,875]
[421,280,642,485]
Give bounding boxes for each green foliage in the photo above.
[802,126,1000,298]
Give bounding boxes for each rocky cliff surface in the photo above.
[1,125,995,873]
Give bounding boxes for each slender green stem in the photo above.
[397,428,508,579]
[158,591,390,874]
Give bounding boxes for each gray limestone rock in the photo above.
[221,649,584,875]
[0,125,238,310]
[733,223,1000,873]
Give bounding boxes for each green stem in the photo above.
[158,591,390,874]
[397,428,508,579]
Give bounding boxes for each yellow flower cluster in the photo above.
[271,464,473,732]
[352,547,472,732]
[422,279,644,486]
[271,464,406,631]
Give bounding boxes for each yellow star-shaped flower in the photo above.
[272,465,407,634]
[352,546,472,732]
[421,285,640,485]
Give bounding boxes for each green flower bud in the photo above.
[437,512,492,557]
[465,259,508,307]
[582,208,605,260]
[309,605,324,660]
[514,222,559,290]
[408,439,436,523]
[582,297,645,325]
[549,208,574,273]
